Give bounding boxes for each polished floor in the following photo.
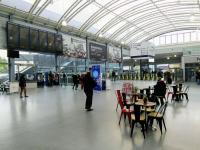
[0,81,199,150]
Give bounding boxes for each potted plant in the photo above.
[134,86,139,93]
[143,96,148,105]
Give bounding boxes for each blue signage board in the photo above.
[92,65,102,91]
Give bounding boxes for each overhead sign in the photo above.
[63,35,86,58]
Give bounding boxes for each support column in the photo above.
[140,59,143,80]
[181,56,185,82]
[85,59,87,72]
[86,36,89,72]
[8,58,15,82]
[55,54,58,72]
[120,45,123,73]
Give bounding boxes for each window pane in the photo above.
[178,33,184,43]
[197,31,200,41]
[160,36,165,45]
[166,35,171,44]
[154,37,159,46]
[172,34,177,44]
[184,32,190,42]
[191,32,197,41]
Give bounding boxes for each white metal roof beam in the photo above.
[63,1,92,26]
[121,20,198,43]
[96,2,196,38]
[94,1,153,35]
[34,0,52,18]
[80,0,148,32]
[149,0,176,29]
[27,0,41,19]
[57,0,82,28]
[79,0,118,31]
[112,12,198,42]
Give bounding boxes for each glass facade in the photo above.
[149,30,200,46]
[0,50,8,82]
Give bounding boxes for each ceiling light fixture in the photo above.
[121,41,125,44]
[99,33,103,38]
[190,14,195,22]
[167,57,170,60]
[62,21,67,26]
[174,55,177,57]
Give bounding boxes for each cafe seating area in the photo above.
[115,81,190,139]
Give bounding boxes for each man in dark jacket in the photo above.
[83,72,96,111]
[154,77,166,105]
[19,74,28,98]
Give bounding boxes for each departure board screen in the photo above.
[19,26,29,49]
[7,23,19,49]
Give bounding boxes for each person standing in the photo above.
[83,72,96,111]
[19,74,28,98]
[112,71,116,81]
[63,72,66,86]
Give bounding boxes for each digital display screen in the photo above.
[89,43,107,61]
[55,34,63,53]
[39,31,47,51]
[7,23,19,49]
[19,26,29,49]
[30,29,39,50]
[48,33,54,51]
[7,22,63,54]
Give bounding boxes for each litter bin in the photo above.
[102,80,106,90]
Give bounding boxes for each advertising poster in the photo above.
[63,34,86,58]
[108,45,121,63]
[92,65,102,91]
[89,42,107,61]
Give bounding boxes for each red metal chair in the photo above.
[115,90,133,126]
[166,86,173,101]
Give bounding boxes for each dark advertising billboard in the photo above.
[89,42,107,61]
[108,45,121,63]
[63,34,86,58]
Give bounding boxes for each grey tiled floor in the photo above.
[0,81,199,150]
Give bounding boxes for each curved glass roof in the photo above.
[1,0,200,45]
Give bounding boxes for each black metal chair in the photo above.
[180,86,189,101]
[130,104,147,138]
[147,102,168,134]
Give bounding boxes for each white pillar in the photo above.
[181,56,185,82]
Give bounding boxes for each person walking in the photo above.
[72,74,78,90]
[112,71,116,81]
[154,77,166,105]
[83,72,96,111]
[19,74,28,98]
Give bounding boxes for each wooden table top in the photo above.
[126,99,156,107]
